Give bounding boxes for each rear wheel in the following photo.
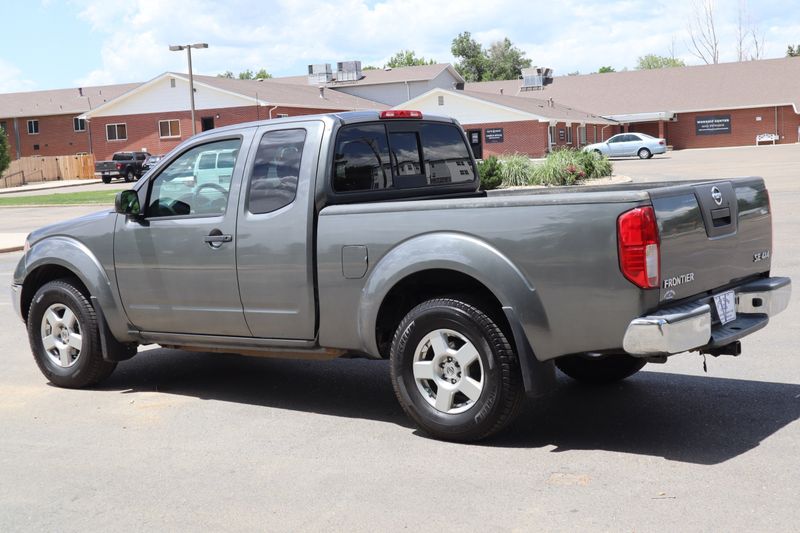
[390,298,524,442]
[555,353,645,384]
[101,175,111,184]
[27,280,116,388]
[637,147,651,159]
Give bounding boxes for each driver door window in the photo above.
[147,138,241,217]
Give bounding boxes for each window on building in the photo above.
[73,117,86,132]
[106,123,127,141]
[566,126,573,144]
[579,126,587,145]
[548,125,556,146]
[276,113,289,118]
[0,121,6,134]
[159,119,181,138]
[247,129,307,214]
[33,144,40,151]
[169,78,176,88]
[593,125,598,142]
[27,120,39,135]
[438,95,444,106]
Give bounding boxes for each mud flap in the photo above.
[90,296,138,362]
[503,306,556,397]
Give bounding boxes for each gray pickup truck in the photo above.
[11,111,791,441]
[95,151,150,183]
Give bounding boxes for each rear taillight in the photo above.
[658,140,665,145]
[116,163,123,170]
[617,206,660,289]
[380,110,422,119]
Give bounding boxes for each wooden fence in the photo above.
[0,154,96,189]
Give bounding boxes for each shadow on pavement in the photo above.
[99,348,799,464]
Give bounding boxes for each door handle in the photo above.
[204,230,232,247]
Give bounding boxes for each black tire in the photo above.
[637,147,651,159]
[390,298,524,442]
[27,279,116,388]
[124,170,134,182]
[101,175,111,184]
[555,353,645,384]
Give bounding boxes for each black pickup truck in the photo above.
[95,151,150,183]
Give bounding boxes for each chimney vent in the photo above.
[78,87,83,97]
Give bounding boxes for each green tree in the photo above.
[451,31,490,82]
[485,37,532,80]
[254,68,272,79]
[386,50,436,68]
[217,71,234,78]
[636,54,687,69]
[0,128,11,178]
[238,69,254,80]
[597,66,616,73]
[362,65,379,70]
[788,45,800,57]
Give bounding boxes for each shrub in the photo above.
[477,155,502,190]
[531,147,613,186]
[498,153,535,187]
[0,128,10,178]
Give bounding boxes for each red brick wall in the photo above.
[0,114,91,158]
[631,105,800,149]
[88,105,347,161]
[461,120,548,158]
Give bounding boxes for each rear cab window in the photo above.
[332,119,476,201]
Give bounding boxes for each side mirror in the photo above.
[115,189,141,216]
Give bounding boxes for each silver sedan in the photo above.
[584,132,667,159]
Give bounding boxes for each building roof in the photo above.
[80,72,387,119]
[466,57,800,118]
[0,83,140,119]
[190,73,388,109]
[457,90,616,124]
[267,63,464,87]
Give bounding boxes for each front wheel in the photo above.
[124,170,135,182]
[555,353,645,384]
[27,279,116,388]
[390,298,524,442]
[637,148,651,159]
[101,175,111,184]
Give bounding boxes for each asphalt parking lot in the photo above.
[1,144,798,532]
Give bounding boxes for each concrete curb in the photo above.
[0,180,102,196]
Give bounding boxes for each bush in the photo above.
[0,128,10,178]
[477,155,502,190]
[498,153,535,187]
[531,147,613,186]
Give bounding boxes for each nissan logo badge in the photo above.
[711,186,723,206]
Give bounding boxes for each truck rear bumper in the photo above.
[623,276,791,356]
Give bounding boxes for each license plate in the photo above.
[713,290,736,325]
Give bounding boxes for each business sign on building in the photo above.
[696,115,731,135]
[485,128,504,143]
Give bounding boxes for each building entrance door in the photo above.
[201,116,215,131]
[467,129,482,159]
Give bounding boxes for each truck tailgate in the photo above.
[95,161,117,172]
[649,177,771,303]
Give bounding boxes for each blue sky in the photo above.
[2,0,799,93]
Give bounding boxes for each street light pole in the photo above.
[169,43,208,136]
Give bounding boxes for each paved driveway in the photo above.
[1,145,799,531]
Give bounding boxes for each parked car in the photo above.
[584,132,666,159]
[141,154,164,173]
[12,111,790,442]
[95,151,150,183]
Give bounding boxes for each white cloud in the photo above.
[69,0,800,86]
[0,59,37,93]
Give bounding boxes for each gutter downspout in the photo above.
[600,124,612,142]
[404,81,410,101]
[86,96,93,155]
[12,118,21,159]
[268,105,278,120]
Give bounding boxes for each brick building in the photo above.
[466,57,800,149]
[0,83,136,159]
[398,88,616,158]
[80,73,386,161]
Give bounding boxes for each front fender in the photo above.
[357,232,550,358]
[23,236,132,341]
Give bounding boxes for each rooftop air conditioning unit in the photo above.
[520,67,553,91]
[335,60,363,82]
[307,63,333,85]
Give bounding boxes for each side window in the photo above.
[333,124,391,191]
[146,138,241,218]
[419,123,475,184]
[247,129,307,214]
